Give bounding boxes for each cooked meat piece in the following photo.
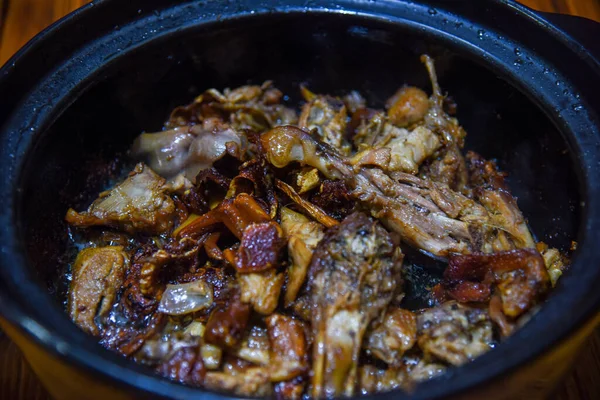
[234,325,271,366]
[181,265,236,308]
[358,365,406,395]
[159,322,223,371]
[66,164,176,234]
[224,84,298,131]
[69,246,128,335]
[343,90,366,114]
[299,87,351,155]
[167,81,297,132]
[420,55,466,149]
[290,293,312,323]
[280,207,325,307]
[138,249,171,298]
[467,152,535,251]
[352,168,489,257]
[261,126,498,257]
[417,55,469,193]
[239,269,285,315]
[294,167,321,194]
[309,212,403,398]
[353,109,441,174]
[204,298,251,349]
[365,308,417,366]
[132,118,248,182]
[417,301,493,366]
[183,167,232,214]
[445,249,550,319]
[309,180,356,221]
[491,250,549,318]
[204,366,273,397]
[488,293,514,337]
[349,146,393,172]
[261,125,352,180]
[537,242,569,287]
[419,143,469,194]
[386,86,430,128]
[467,151,508,191]
[234,221,286,273]
[130,127,195,179]
[274,378,306,400]
[125,237,216,315]
[135,329,200,365]
[383,126,441,174]
[275,179,339,228]
[266,314,309,382]
[201,344,223,371]
[228,158,279,219]
[101,312,165,357]
[405,358,447,383]
[156,345,205,385]
[358,356,446,395]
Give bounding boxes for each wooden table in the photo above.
[1,0,600,399]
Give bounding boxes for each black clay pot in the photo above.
[1,1,600,399]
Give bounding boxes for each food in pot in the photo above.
[65,55,570,398]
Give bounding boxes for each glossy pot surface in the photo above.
[1,1,600,399]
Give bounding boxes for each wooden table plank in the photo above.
[521,0,600,18]
[0,1,599,400]
[0,0,87,64]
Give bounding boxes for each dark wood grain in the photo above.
[522,0,600,18]
[0,0,88,64]
[0,1,599,400]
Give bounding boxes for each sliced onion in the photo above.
[158,280,213,315]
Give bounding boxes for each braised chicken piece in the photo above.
[204,297,251,349]
[69,246,129,335]
[260,125,352,181]
[166,81,297,131]
[233,325,271,366]
[299,87,352,155]
[353,110,441,174]
[204,357,272,396]
[132,118,248,182]
[467,151,535,250]
[537,241,569,287]
[156,345,206,385]
[238,269,285,315]
[417,301,494,366]
[280,207,325,307]
[358,366,407,395]
[365,307,417,366]
[66,163,176,234]
[274,378,306,400]
[262,125,542,258]
[262,126,499,257]
[276,180,339,228]
[265,314,309,382]
[386,86,430,128]
[443,249,550,336]
[358,357,446,395]
[309,179,356,221]
[308,212,403,398]
[64,57,572,399]
[418,55,469,193]
[352,168,489,256]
